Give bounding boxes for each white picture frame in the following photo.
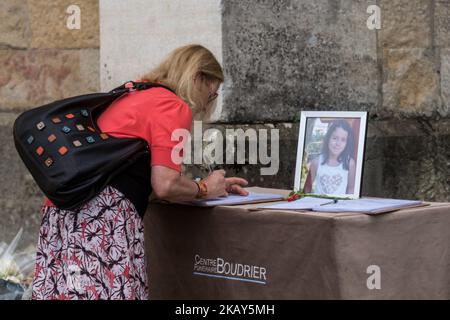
[293,111,368,199]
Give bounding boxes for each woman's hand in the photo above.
[225,177,249,196]
[203,170,249,198]
[151,166,249,202]
[203,169,227,197]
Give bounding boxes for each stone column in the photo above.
[99,0,223,120]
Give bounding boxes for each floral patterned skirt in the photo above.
[31,186,148,300]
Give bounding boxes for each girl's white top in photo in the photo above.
[313,154,348,195]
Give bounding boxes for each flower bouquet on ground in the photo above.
[0,228,35,300]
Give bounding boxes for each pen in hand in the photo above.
[207,163,213,175]
[207,164,229,198]
[200,163,248,197]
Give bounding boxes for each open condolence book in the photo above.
[259,197,426,215]
[187,192,284,207]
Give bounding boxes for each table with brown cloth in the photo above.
[143,187,450,299]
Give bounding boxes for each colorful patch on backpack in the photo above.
[36,146,44,156]
[48,134,57,143]
[36,122,46,130]
[44,157,54,167]
[58,146,68,156]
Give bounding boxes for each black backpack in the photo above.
[13,81,173,210]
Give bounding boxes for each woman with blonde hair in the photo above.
[32,44,248,300]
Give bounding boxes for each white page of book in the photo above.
[189,192,284,207]
[312,198,423,213]
[259,196,335,210]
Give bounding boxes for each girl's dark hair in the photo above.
[321,120,355,170]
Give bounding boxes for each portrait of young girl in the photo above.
[302,119,357,196]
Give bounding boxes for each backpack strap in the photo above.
[109,81,175,94]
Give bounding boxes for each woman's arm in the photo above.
[151,166,248,202]
[346,158,356,194]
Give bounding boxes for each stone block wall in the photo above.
[1,0,449,250]
[219,0,449,202]
[0,0,99,248]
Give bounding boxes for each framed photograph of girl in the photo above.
[294,111,368,199]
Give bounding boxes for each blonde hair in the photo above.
[140,44,224,113]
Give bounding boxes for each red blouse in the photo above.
[43,87,192,207]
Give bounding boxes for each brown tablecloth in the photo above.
[143,187,450,299]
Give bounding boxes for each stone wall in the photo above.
[219,0,449,201]
[1,0,449,250]
[99,0,223,120]
[0,0,99,248]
